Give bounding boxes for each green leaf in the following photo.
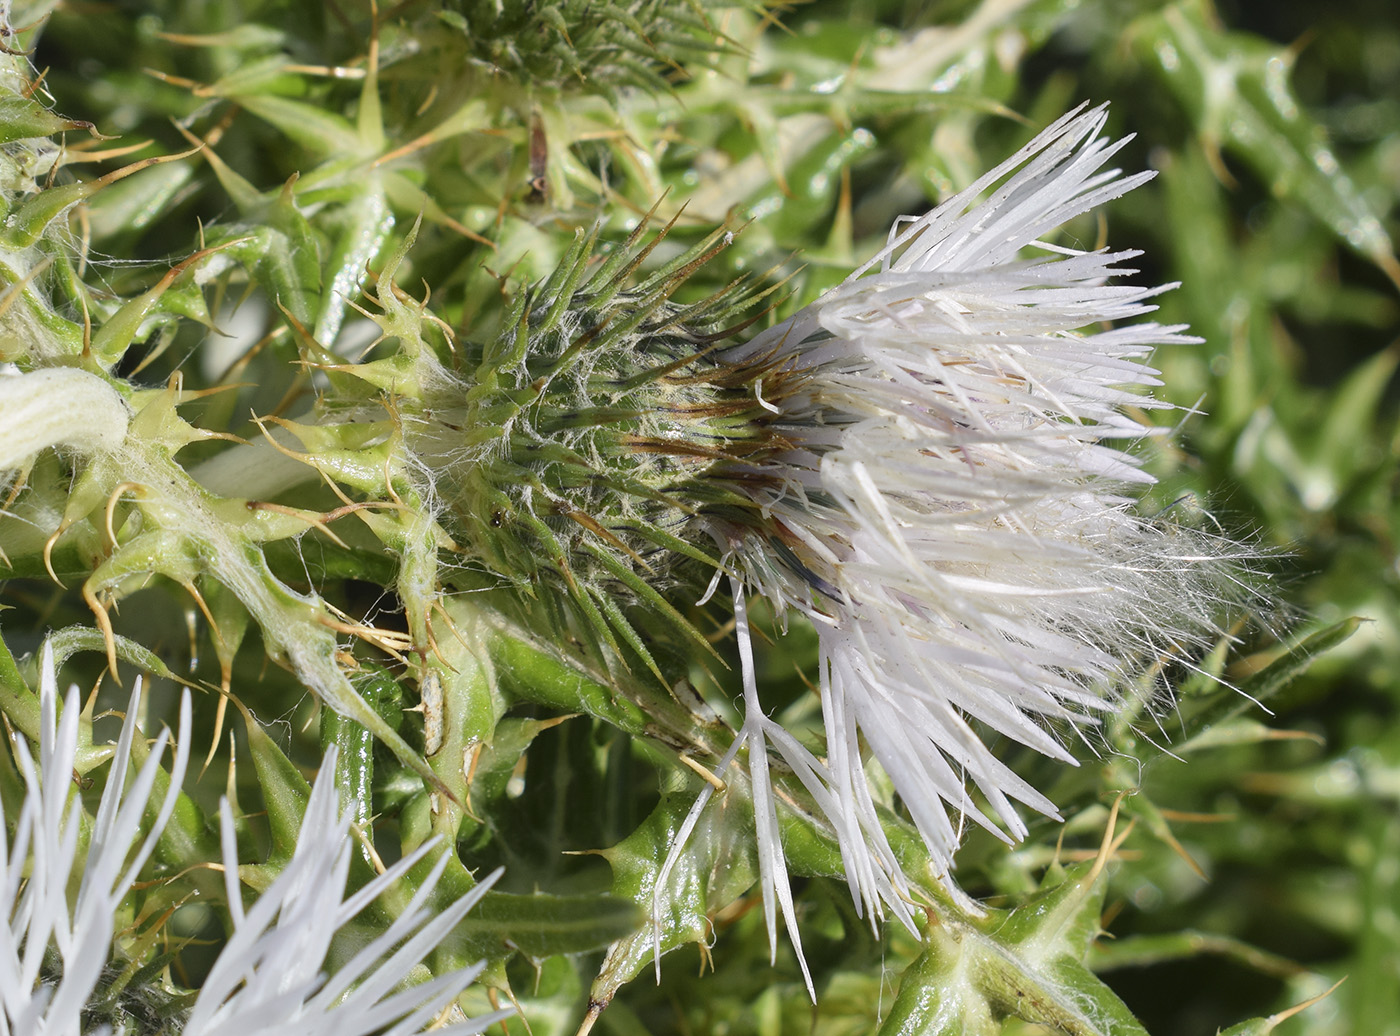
[1136,0,1400,287]
[1177,618,1360,750]
[320,661,403,829]
[84,160,197,242]
[200,192,324,328]
[882,855,1148,1036]
[127,728,226,905]
[1089,930,1301,980]
[235,94,362,159]
[1352,811,1400,1033]
[313,177,394,343]
[341,848,643,968]
[236,697,313,868]
[1311,346,1399,484]
[461,890,643,960]
[878,928,1000,1036]
[1216,980,1345,1035]
[44,624,182,683]
[478,612,651,737]
[0,95,93,144]
[590,781,759,1011]
[0,625,37,748]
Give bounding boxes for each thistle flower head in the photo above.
[0,645,507,1036]
[402,102,1247,982]
[728,102,1251,923]
[648,103,1253,986]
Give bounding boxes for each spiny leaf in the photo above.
[1135,0,1400,288]
[591,780,759,1010]
[1176,618,1360,749]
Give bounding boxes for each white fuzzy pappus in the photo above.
[659,103,1250,995]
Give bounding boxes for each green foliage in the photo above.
[0,0,1395,1033]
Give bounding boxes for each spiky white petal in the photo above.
[712,104,1243,944]
[0,643,190,1036]
[184,751,511,1036]
[0,644,507,1036]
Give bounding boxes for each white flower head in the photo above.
[662,103,1251,990]
[0,642,191,1035]
[0,643,509,1036]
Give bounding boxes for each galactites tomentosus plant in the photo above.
[1,0,1394,1033]
[295,100,1276,1018]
